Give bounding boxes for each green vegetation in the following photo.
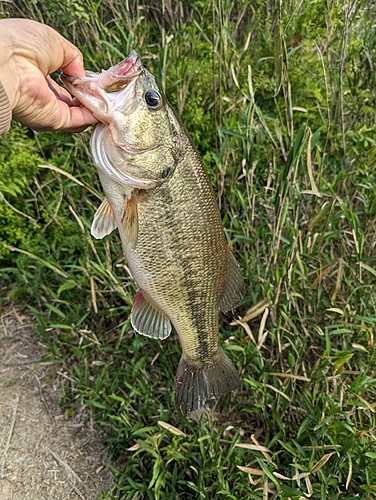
[1,0,376,498]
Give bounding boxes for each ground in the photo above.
[0,301,113,500]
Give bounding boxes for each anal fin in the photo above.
[131,289,172,340]
[91,198,117,239]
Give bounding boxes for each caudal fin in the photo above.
[174,349,240,415]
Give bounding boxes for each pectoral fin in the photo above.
[91,198,117,239]
[131,289,172,340]
[122,189,138,249]
[219,250,245,312]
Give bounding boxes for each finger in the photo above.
[59,37,85,77]
[59,103,99,132]
[46,76,74,106]
[31,99,99,132]
[9,20,86,77]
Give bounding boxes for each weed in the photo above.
[1,0,376,498]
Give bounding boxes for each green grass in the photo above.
[1,0,376,498]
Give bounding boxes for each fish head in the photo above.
[60,51,142,123]
[61,52,186,188]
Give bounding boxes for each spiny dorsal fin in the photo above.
[131,289,172,340]
[122,189,138,249]
[91,198,117,239]
[219,250,245,313]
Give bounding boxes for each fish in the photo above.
[61,51,245,414]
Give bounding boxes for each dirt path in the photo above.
[0,301,113,500]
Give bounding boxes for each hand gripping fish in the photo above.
[61,52,245,414]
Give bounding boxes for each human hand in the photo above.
[0,18,98,132]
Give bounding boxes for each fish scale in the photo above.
[130,146,226,359]
[61,51,245,414]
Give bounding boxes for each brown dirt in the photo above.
[0,301,113,500]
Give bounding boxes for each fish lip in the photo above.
[60,71,99,84]
[107,50,142,82]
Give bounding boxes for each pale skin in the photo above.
[0,18,98,132]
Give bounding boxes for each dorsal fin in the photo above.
[219,250,245,312]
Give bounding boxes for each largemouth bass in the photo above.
[61,51,244,414]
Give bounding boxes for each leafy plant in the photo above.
[1,0,376,498]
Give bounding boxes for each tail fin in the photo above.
[174,349,240,415]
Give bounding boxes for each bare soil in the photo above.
[0,301,113,500]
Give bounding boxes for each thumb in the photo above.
[59,38,85,77]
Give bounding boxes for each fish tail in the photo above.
[174,349,240,415]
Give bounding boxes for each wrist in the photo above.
[0,79,12,134]
[0,69,18,113]
[0,21,21,110]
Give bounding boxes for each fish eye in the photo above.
[144,89,162,110]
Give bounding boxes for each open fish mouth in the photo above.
[61,50,142,91]
[60,51,143,122]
